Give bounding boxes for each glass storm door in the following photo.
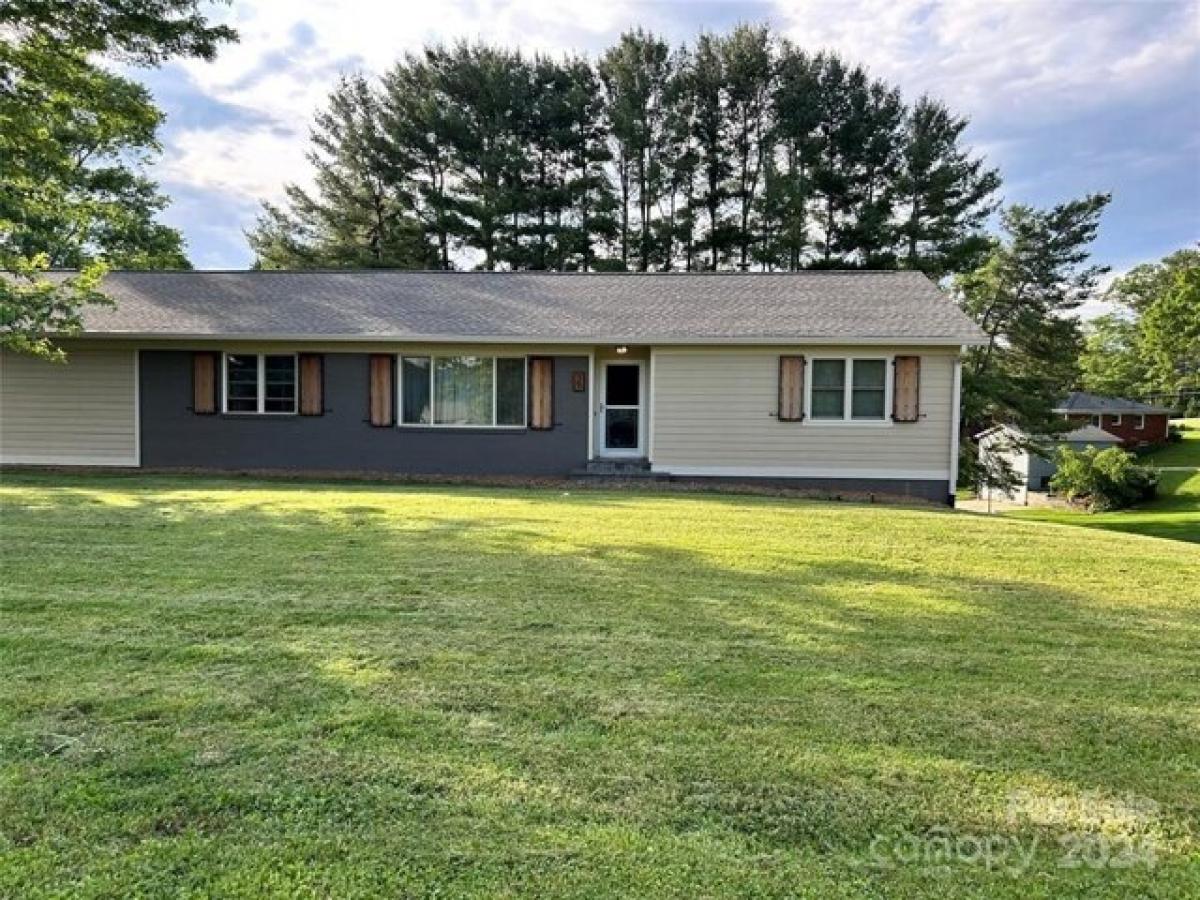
[600,361,643,457]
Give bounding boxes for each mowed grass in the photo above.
[1006,470,1200,543]
[1006,420,1200,543]
[1147,418,1200,468]
[1,473,1197,898]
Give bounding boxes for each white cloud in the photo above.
[158,124,310,204]
[181,0,643,124]
[771,0,1199,130]
[157,0,644,204]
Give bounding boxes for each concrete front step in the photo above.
[571,458,669,480]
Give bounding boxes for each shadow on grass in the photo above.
[2,477,1197,890]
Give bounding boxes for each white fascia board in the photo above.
[67,332,987,347]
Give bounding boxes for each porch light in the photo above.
[615,345,628,354]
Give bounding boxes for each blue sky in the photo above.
[134,0,1198,310]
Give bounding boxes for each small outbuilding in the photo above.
[976,423,1123,504]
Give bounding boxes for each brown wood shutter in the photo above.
[192,352,218,414]
[893,355,920,422]
[298,354,323,416]
[778,355,805,422]
[529,357,554,430]
[368,354,394,426]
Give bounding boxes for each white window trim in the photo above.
[804,355,894,426]
[1111,414,1122,426]
[396,353,528,429]
[1090,414,1101,428]
[1135,414,1145,430]
[221,352,298,415]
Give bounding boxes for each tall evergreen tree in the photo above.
[957,194,1111,483]
[757,43,820,270]
[807,54,857,267]
[655,48,698,270]
[379,54,461,269]
[720,24,773,270]
[690,33,733,269]
[840,78,905,266]
[894,96,1000,277]
[425,43,532,270]
[248,76,432,269]
[599,30,672,271]
[557,57,619,270]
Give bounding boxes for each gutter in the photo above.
[61,332,989,347]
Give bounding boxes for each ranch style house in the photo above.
[0,270,986,504]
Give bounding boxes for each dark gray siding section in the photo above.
[139,351,589,475]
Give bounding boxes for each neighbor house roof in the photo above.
[1053,391,1174,415]
[65,270,986,345]
[1058,424,1124,444]
[975,423,1122,445]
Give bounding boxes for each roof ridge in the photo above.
[81,268,927,277]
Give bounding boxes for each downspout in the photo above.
[948,348,963,507]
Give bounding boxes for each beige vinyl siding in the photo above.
[651,346,955,478]
[0,349,138,466]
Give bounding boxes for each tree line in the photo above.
[1079,248,1200,416]
[249,26,1000,277]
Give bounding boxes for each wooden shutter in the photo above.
[529,357,554,430]
[778,355,805,422]
[893,355,920,422]
[299,353,323,416]
[192,352,218,414]
[368,354,394,426]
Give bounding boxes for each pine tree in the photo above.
[690,33,732,269]
[557,57,619,270]
[649,47,698,270]
[248,75,432,269]
[599,30,672,271]
[808,54,857,267]
[957,194,1111,482]
[379,53,462,269]
[423,43,531,270]
[759,43,821,270]
[720,24,773,270]
[842,78,906,267]
[894,96,1000,277]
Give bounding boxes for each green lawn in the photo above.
[1004,419,1200,543]
[1006,470,1200,543]
[1144,418,1200,468]
[2,473,1197,898]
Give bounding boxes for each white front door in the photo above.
[598,360,644,457]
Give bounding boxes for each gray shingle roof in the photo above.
[1053,391,1174,415]
[74,270,985,344]
[1060,424,1124,443]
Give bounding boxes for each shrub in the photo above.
[1050,446,1159,511]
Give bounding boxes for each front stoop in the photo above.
[570,458,671,481]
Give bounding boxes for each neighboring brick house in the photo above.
[1053,391,1174,447]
